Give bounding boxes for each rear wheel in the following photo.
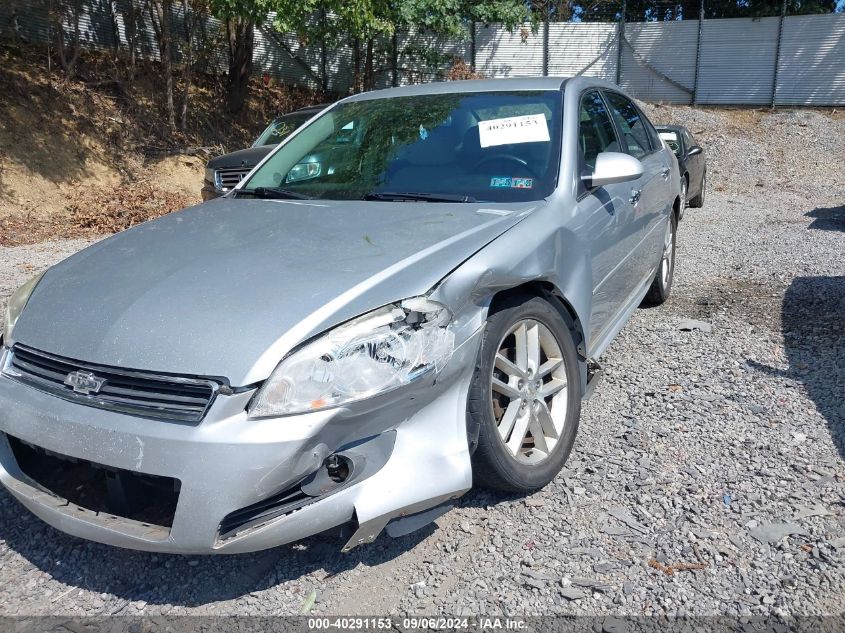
[467,295,581,492]
[679,175,688,220]
[643,212,677,306]
[689,171,706,208]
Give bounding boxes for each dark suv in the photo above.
[201,104,331,200]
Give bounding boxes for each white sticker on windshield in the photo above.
[478,114,550,148]
[659,131,678,141]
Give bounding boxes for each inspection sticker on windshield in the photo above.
[478,114,550,148]
[490,177,534,189]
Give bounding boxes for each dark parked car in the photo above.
[201,104,331,200]
[656,125,706,217]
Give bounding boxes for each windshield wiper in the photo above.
[237,187,313,200]
[363,191,476,203]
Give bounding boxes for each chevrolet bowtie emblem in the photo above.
[64,370,106,395]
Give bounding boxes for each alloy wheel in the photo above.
[489,319,567,464]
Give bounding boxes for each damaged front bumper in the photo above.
[0,333,479,554]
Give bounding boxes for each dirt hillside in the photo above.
[0,43,328,245]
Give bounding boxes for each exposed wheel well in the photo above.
[488,281,586,360]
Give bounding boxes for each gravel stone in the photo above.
[559,587,588,601]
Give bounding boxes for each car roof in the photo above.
[294,103,333,112]
[343,77,576,101]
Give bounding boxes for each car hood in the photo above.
[14,198,538,385]
[206,146,273,171]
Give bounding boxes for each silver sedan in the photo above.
[0,77,681,554]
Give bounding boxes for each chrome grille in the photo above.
[215,167,254,190]
[2,345,220,423]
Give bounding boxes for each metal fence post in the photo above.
[616,0,626,85]
[470,21,476,72]
[391,31,398,87]
[542,15,549,76]
[693,0,704,104]
[771,0,787,107]
[319,7,328,92]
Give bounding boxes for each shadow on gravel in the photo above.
[0,486,439,608]
[806,205,845,232]
[0,485,516,608]
[749,276,845,461]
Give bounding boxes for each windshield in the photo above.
[240,91,562,203]
[253,112,314,146]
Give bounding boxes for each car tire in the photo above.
[643,212,677,306]
[679,175,688,221]
[467,294,581,493]
[688,171,706,208]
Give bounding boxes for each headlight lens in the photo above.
[204,167,216,185]
[248,297,454,418]
[3,271,46,343]
[285,161,321,183]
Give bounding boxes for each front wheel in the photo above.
[467,295,581,492]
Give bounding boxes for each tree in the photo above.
[209,0,531,105]
[274,0,530,93]
[209,0,274,113]
[121,0,145,68]
[149,0,176,132]
[178,0,209,130]
[51,0,84,78]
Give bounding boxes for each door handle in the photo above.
[629,189,641,205]
[660,167,670,179]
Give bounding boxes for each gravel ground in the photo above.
[0,108,843,619]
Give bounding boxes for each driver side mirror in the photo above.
[687,145,703,156]
[583,152,644,188]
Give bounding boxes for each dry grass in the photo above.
[68,181,196,234]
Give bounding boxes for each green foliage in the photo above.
[215,0,531,46]
[208,0,275,22]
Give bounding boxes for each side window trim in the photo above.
[577,89,624,166]
[594,90,625,154]
[576,88,624,200]
[600,89,660,159]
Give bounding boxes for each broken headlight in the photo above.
[248,297,455,418]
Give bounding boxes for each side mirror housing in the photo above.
[583,152,644,188]
[687,145,703,156]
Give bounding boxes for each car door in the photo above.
[602,91,672,284]
[574,90,638,342]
